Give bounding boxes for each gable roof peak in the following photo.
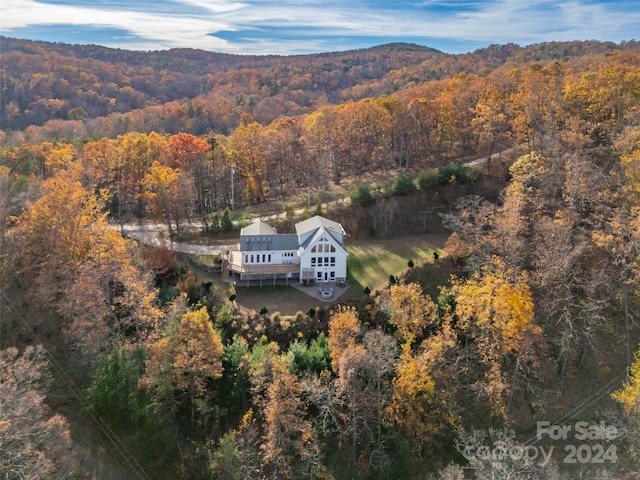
[241,219,277,236]
[295,215,345,236]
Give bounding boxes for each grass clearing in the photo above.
[346,234,448,295]
[231,284,318,316]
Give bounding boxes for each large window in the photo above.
[313,236,336,259]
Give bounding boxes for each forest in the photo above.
[1,37,640,479]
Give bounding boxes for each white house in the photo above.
[225,215,348,285]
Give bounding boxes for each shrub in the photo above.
[415,168,439,190]
[289,333,330,373]
[437,164,464,184]
[299,206,311,221]
[391,173,417,196]
[350,184,375,207]
[436,164,484,185]
[466,166,484,183]
[221,207,233,232]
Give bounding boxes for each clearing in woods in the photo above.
[229,234,448,315]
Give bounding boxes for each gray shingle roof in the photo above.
[295,215,345,236]
[240,234,299,252]
[241,219,277,236]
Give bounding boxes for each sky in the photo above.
[1,0,639,55]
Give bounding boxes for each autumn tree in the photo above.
[0,346,78,478]
[327,308,361,373]
[31,141,76,177]
[261,116,305,195]
[117,131,169,219]
[144,307,224,425]
[0,143,37,176]
[388,323,460,463]
[260,364,322,479]
[442,232,473,267]
[78,137,117,188]
[446,259,540,416]
[141,161,194,238]
[210,410,261,480]
[0,166,13,242]
[471,73,515,173]
[143,242,177,283]
[497,152,614,374]
[404,90,441,164]
[388,282,437,346]
[8,167,161,349]
[511,63,564,154]
[230,115,268,202]
[612,350,640,466]
[440,194,496,267]
[337,100,393,175]
[303,106,343,185]
[168,132,216,214]
[335,333,397,477]
[563,61,640,152]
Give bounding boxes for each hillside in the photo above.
[1,37,640,479]
[0,37,444,133]
[2,37,638,139]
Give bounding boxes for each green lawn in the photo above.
[231,284,319,316]
[345,234,448,295]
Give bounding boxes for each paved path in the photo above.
[118,223,237,255]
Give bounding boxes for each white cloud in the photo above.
[1,0,638,54]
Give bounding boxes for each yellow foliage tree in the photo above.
[230,117,267,202]
[32,141,76,177]
[389,283,437,346]
[145,307,224,424]
[447,259,540,416]
[388,324,460,460]
[327,309,361,373]
[612,350,640,465]
[8,166,162,350]
[141,161,181,237]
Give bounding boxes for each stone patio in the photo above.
[290,281,350,302]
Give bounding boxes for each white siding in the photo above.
[299,229,347,283]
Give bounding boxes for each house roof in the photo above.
[295,216,345,237]
[241,219,277,236]
[298,225,348,255]
[237,215,346,253]
[240,234,299,252]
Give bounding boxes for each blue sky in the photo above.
[1,0,639,55]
